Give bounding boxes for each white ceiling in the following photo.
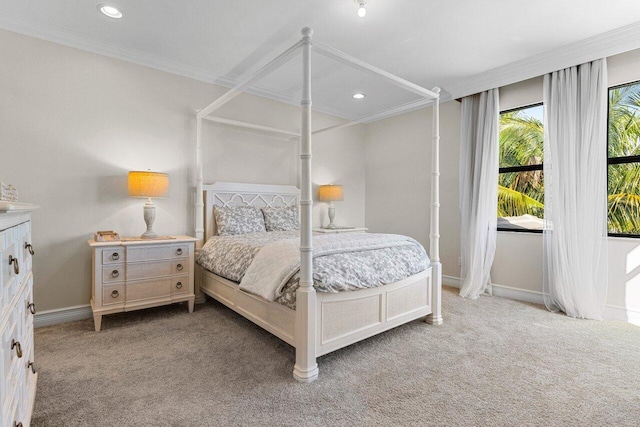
[2,0,640,119]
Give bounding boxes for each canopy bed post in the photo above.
[195,116,205,248]
[426,88,443,325]
[293,27,319,383]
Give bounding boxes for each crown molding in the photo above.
[446,21,640,99]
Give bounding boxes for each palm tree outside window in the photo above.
[608,80,640,236]
[497,104,544,231]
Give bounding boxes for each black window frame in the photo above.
[607,80,640,238]
[497,102,544,233]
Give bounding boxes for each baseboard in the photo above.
[443,275,640,325]
[34,304,93,328]
[603,304,640,326]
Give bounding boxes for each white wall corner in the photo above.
[34,304,93,328]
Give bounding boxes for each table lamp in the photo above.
[128,170,169,239]
[318,184,344,229]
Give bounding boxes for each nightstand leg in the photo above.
[188,299,194,313]
[93,314,102,332]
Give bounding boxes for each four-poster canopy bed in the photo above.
[193,27,442,383]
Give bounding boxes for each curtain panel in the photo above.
[459,89,499,299]
[543,59,608,320]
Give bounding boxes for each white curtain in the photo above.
[459,89,499,299]
[543,59,608,320]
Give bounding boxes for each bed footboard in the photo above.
[315,268,432,357]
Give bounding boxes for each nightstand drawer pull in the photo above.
[111,252,120,261]
[176,248,183,256]
[28,361,36,374]
[15,422,23,427]
[11,339,22,358]
[111,290,120,298]
[25,242,35,256]
[176,263,183,271]
[111,270,120,278]
[9,255,19,274]
[176,281,183,289]
[27,302,36,315]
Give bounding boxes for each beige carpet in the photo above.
[32,287,640,426]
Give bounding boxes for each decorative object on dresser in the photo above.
[128,170,170,239]
[0,201,39,427]
[313,227,368,234]
[0,182,19,202]
[318,184,344,229]
[88,235,197,331]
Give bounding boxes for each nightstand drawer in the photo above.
[102,284,125,305]
[102,248,124,264]
[101,265,124,284]
[126,261,171,281]
[172,260,188,275]
[171,275,189,295]
[172,245,190,258]
[127,246,172,262]
[126,278,171,302]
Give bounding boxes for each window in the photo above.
[608,81,640,236]
[497,104,544,231]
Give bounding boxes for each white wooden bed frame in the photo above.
[194,28,442,383]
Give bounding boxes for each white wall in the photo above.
[0,29,366,312]
[365,101,461,278]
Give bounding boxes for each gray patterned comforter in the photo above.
[196,231,429,309]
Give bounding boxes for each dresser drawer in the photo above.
[171,275,189,295]
[172,260,188,275]
[102,248,124,264]
[101,265,125,284]
[2,304,21,379]
[172,244,190,258]
[127,246,172,262]
[103,284,125,306]
[126,261,171,281]
[126,278,171,302]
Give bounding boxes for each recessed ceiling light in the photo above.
[353,93,366,99]
[98,4,123,19]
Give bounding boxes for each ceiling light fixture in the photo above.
[98,4,123,19]
[355,0,367,17]
[353,93,366,99]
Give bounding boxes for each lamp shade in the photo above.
[318,184,344,202]
[128,171,169,198]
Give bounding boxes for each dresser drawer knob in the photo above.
[28,361,36,374]
[111,290,120,298]
[176,248,183,256]
[176,263,184,271]
[25,242,35,256]
[176,281,183,289]
[8,255,19,275]
[27,302,36,315]
[11,339,22,358]
[14,422,23,427]
[111,252,120,261]
[111,270,120,278]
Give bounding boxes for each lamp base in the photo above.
[326,202,337,229]
[140,230,159,239]
[141,199,159,239]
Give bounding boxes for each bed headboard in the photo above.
[202,182,299,242]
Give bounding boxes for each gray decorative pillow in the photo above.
[262,206,299,231]
[214,206,266,236]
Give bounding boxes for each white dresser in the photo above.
[0,202,38,427]
[89,236,197,331]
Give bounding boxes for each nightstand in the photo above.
[88,235,197,331]
[313,227,368,234]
